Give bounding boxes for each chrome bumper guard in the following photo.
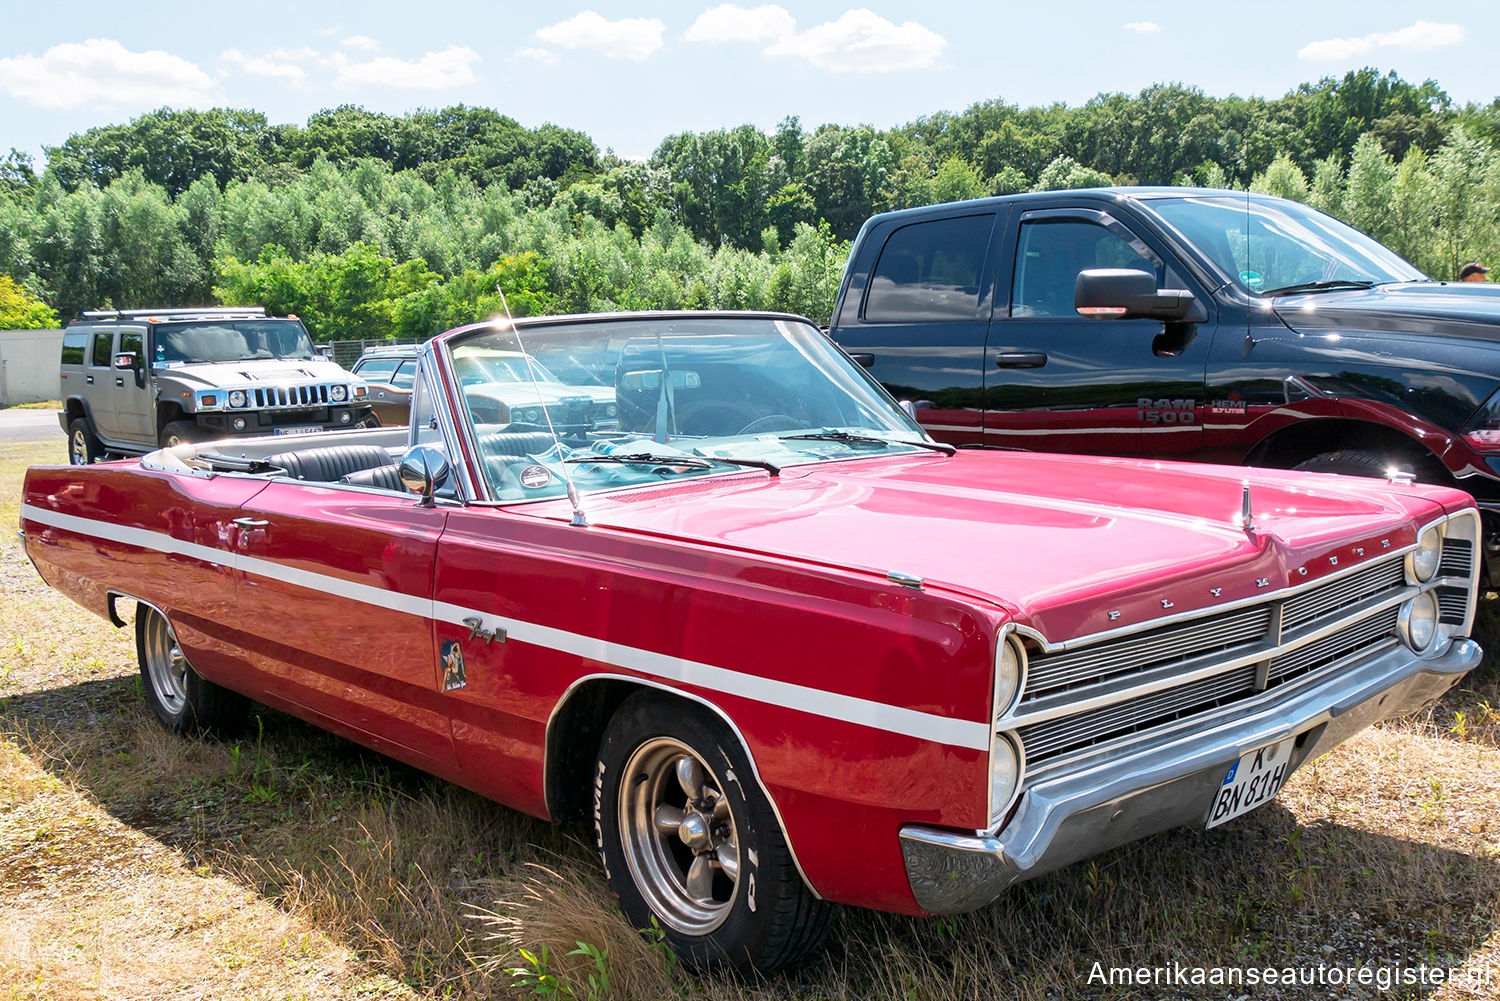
[900,638,1480,914]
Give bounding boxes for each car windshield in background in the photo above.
[1147,195,1426,295]
[154,320,317,364]
[447,315,931,502]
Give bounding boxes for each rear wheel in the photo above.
[594,693,829,973]
[1293,449,1403,478]
[136,604,248,736]
[68,417,103,465]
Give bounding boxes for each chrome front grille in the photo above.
[248,384,334,409]
[1012,528,1478,772]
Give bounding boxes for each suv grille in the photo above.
[248,384,334,409]
[1013,531,1476,771]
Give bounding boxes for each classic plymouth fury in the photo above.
[21,311,1483,971]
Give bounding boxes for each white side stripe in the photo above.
[22,502,991,750]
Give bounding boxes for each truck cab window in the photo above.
[1012,219,1160,318]
[864,215,994,322]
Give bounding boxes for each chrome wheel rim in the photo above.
[142,612,189,717]
[70,428,86,464]
[619,737,739,935]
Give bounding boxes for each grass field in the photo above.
[2,436,1498,1000]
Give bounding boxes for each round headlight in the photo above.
[228,390,247,408]
[330,385,349,403]
[989,733,1021,829]
[1408,526,1442,583]
[994,635,1023,719]
[523,408,540,422]
[1400,590,1440,652]
[605,404,618,418]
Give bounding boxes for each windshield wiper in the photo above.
[564,452,780,475]
[779,430,956,455]
[1260,279,1376,297]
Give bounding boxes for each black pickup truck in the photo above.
[827,187,1500,580]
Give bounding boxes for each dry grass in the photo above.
[3,436,1499,999]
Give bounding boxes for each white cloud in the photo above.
[535,11,666,61]
[221,47,307,84]
[1298,20,1465,61]
[684,4,796,44]
[0,37,215,111]
[332,46,480,90]
[1124,21,1161,35]
[514,47,560,65]
[764,8,946,72]
[342,35,381,53]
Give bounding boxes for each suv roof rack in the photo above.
[79,306,269,321]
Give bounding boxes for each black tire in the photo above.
[594,693,829,973]
[68,417,104,465]
[135,604,248,736]
[1293,449,1408,478]
[159,420,202,448]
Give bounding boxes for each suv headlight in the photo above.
[1407,525,1443,583]
[330,385,348,403]
[228,390,247,408]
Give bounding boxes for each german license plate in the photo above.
[1206,736,1294,828]
[272,425,322,436]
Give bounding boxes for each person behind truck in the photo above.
[1459,262,1489,282]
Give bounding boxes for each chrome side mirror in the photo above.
[399,445,450,504]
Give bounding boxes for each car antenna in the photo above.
[492,287,590,528]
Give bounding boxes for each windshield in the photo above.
[153,320,318,364]
[1147,195,1426,295]
[452,347,561,385]
[446,315,931,502]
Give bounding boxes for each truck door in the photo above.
[84,328,118,441]
[112,328,155,442]
[830,210,1004,446]
[984,207,1214,458]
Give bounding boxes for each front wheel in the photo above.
[594,693,829,973]
[136,604,248,736]
[159,420,202,448]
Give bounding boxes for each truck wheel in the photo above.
[594,692,829,973]
[68,418,104,465]
[136,604,248,736]
[159,420,201,448]
[1294,450,1408,478]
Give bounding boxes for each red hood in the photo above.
[522,452,1463,640]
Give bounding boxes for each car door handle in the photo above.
[231,518,269,529]
[848,352,875,368]
[115,377,125,387]
[86,375,94,384]
[994,352,1048,369]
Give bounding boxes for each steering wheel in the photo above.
[737,414,802,434]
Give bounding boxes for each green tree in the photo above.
[0,274,56,328]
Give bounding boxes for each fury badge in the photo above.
[1108,610,1121,621]
[1209,587,1223,598]
[441,640,467,691]
[1161,599,1175,609]
[1256,577,1271,588]
[463,616,506,645]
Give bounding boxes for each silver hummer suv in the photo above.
[59,306,372,464]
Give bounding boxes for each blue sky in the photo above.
[1,2,1493,166]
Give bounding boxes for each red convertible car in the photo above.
[20,311,1483,972]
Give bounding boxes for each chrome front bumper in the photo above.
[899,638,1481,914]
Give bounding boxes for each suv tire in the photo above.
[68,417,104,465]
[159,420,202,448]
[1293,450,1407,478]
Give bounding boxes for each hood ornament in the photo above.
[1240,480,1255,534]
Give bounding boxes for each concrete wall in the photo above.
[0,328,63,405]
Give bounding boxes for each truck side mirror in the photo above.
[1075,269,1197,321]
[114,351,146,388]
